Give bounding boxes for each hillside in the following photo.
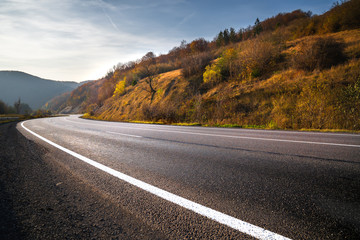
[0,71,81,110]
[49,0,360,130]
[44,78,104,114]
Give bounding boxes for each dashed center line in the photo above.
[106,131,142,138]
[64,117,360,148]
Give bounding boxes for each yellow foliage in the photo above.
[222,48,237,60]
[203,64,221,83]
[92,27,360,130]
[113,78,126,97]
[83,113,91,118]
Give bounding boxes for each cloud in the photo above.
[97,0,120,31]
[0,0,180,81]
[0,0,333,82]
[177,12,196,27]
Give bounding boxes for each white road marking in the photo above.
[21,121,291,240]
[106,131,142,138]
[65,117,360,148]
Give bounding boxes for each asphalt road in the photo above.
[17,115,360,239]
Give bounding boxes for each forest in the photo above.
[46,0,360,131]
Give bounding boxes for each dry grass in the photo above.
[286,29,360,56]
[96,69,187,122]
[92,29,360,130]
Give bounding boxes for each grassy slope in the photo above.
[91,29,360,131]
[96,69,186,122]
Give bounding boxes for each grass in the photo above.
[81,113,360,133]
[0,114,65,124]
[0,114,29,124]
[299,128,360,134]
[84,30,360,132]
[130,120,165,125]
[171,122,202,126]
[82,114,166,125]
[0,114,24,118]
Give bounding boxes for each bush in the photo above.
[235,39,281,81]
[0,100,15,114]
[203,63,222,84]
[336,79,360,130]
[141,102,178,123]
[292,37,346,71]
[181,52,213,78]
[113,79,126,97]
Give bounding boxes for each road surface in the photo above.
[17,115,360,239]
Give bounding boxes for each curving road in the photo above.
[18,115,360,239]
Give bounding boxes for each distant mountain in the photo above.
[0,71,83,110]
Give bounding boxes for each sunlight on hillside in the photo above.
[46,0,360,131]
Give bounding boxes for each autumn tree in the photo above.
[203,63,221,84]
[139,52,158,102]
[113,78,126,97]
[98,79,115,104]
[182,52,213,78]
[190,38,209,53]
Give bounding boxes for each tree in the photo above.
[180,40,187,49]
[181,52,213,78]
[142,51,156,61]
[229,27,237,43]
[218,48,238,79]
[113,78,126,97]
[238,28,244,41]
[216,31,224,47]
[14,98,21,114]
[223,28,230,45]
[190,38,208,53]
[203,63,221,84]
[19,103,32,114]
[253,18,263,36]
[0,100,6,114]
[139,52,158,102]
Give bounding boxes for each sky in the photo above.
[1,0,334,82]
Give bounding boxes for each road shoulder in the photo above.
[0,122,165,239]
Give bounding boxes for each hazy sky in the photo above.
[1,0,333,82]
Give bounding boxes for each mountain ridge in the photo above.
[0,70,89,110]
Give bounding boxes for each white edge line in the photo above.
[20,121,292,240]
[106,131,142,138]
